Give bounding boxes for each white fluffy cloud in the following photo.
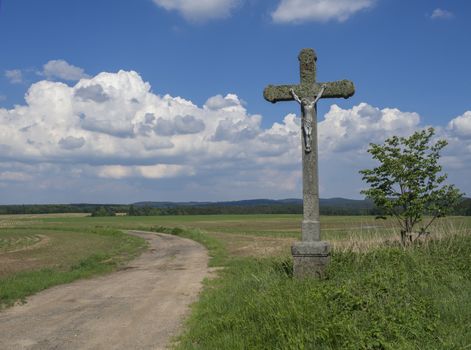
[1,68,470,202]
[42,60,89,81]
[447,111,471,139]
[319,103,420,153]
[152,0,240,21]
[272,0,375,23]
[431,8,454,20]
[5,69,23,84]
[0,69,301,201]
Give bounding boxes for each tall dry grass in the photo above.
[331,217,471,253]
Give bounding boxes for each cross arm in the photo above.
[264,80,354,104]
[263,84,297,103]
[321,80,355,99]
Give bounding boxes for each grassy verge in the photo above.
[0,227,146,309]
[149,226,227,267]
[173,231,471,349]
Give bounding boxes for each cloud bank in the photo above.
[0,68,470,203]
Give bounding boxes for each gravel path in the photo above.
[0,230,209,350]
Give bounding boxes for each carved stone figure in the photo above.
[290,85,326,153]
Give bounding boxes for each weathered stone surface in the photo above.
[263,48,354,103]
[263,48,354,279]
[299,48,317,85]
[291,240,330,256]
[301,220,320,241]
[292,241,331,278]
[263,80,354,103]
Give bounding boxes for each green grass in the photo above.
[0,233,42,252]
[176,234,471,349]
[0,227,146,308]
[36,214,471,241]
[149,226,227,267]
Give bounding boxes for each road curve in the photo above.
[0,230,209,350]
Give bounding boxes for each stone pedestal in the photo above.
[291,241,330,278]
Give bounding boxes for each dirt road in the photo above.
[0,231,209,350]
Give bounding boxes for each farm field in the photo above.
[0,216,147,308]
[8,213,470,257]
[2,213,471,272]
[1,213,471,348]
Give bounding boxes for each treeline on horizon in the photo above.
[1,198,471,216]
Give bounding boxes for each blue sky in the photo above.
[0,0,470,204]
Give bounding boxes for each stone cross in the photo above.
[264,48,355,278]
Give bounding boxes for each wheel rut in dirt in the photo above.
[0,230,209,350]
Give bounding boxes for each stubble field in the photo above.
[1,213,471,348]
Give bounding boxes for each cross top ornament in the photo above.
[263,48,355,278]
[264,48,354,105]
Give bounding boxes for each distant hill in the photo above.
[133,197,374,209]
[131,198,377,215]
[133,198,300,208]
[1,197,469,216]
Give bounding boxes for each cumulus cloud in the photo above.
[212,116,261,142]
[42,59,89,81]
[75,84,110,103]
[204,94,241,110]
[5,69,23,84]
[431,8,454,20]
[152,0,240,22]
[272,0,375,23]
[319,103,420,153]
[155,115,205,136]
[59,136,86,150]
[0,70,297,171]
[1,68,470,202]
[447,111,471,138]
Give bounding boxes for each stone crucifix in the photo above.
[264,48,355,278]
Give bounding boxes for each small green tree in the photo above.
[128,204,136,216]
[91,206,116,217]
[359,127,463,245]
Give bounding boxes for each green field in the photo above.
[13,213,470,256]
[0,216,147,308]
[1,213,471,348]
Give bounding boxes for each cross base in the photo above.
[291,241,330,278]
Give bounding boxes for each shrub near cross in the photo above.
[360,128,463,245]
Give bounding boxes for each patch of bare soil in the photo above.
[0,231,209,350]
